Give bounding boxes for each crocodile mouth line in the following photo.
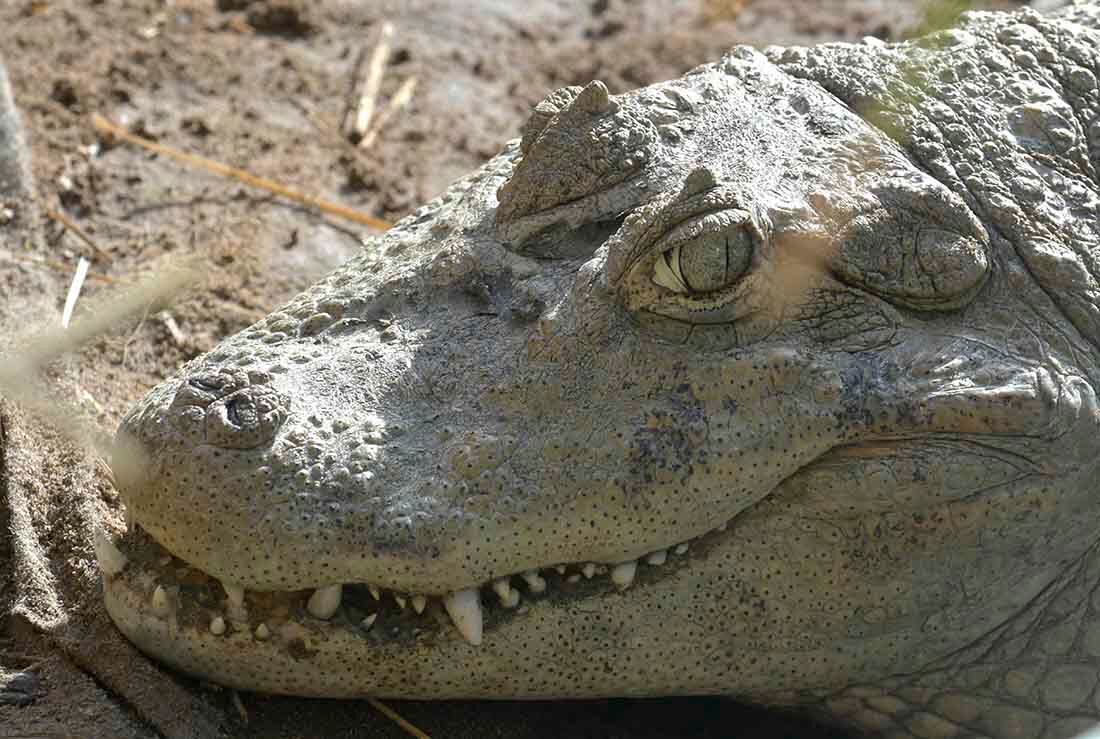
[95,504,740,649]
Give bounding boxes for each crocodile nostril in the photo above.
[225,395,249,429]
[203,386,289,450]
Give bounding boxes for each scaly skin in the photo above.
[102,5,1100,737]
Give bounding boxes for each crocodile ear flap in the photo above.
[829,178,991,312]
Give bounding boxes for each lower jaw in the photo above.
[100,551,736,700]
[96,520,724,698]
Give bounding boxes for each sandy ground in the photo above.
[0,1,1029,737]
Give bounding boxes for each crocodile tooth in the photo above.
[151,585,170,616]
[492,579,520,608]
[554,564,567,575]
[674,542,689,555]
[611,561,637,590]
[210,616,226,635]
[255,623,270,640]
[411,595,427,614]
[582,563,597,579]
[492,578,513,602]
[222,581,245,608]
[521,570,546,594]
[307,584,342,620]
[645,550,667,566]
[443,588,483,646]
[716,521,728,532]
[362,613,377,630]
[368,584,381,601]
[93,527,128,576]
[394,593,407,610]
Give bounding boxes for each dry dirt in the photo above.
[0,1,1029,737]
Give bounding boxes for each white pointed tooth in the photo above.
[645,550,667,566]
[582,563,597,579]
[521,570,546,594]
[492,578,513,604]
[674,542,689,555]
[255,623,270,640]
[210,616,226,635]
[442,588,483,646]
[151,585,170,616]
[555,564,566,575]
[307,584,342,620]
[394,593,407,610]
[716,521,728,532]
[362,613,378,630]
[369,584,381,601]
[222,581,245,608]
[411,595,427,614]
[611,561,637,590]
[503,589,520,608]
[94,527,128,576]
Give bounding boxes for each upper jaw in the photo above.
[113,336,1076,597]
[98,488,739,652]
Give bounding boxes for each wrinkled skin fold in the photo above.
[104,5,1100,737]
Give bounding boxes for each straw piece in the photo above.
[359,76,418,151]
[353,22,395,142]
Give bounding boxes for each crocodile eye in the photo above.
[653,219,755,294]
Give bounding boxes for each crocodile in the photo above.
[100,4,1100,737]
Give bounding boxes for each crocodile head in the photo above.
[104,32,1100,723]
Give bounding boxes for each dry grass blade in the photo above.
[366,697,433,739]
[0,258,199,455]
[359,76,418,151]
[352,21,395,143]
[90,113,392,231]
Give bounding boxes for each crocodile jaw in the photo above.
[105,35,1100,708]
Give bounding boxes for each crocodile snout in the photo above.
[168,369,288,450]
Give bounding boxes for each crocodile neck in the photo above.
[818,544,1100,738]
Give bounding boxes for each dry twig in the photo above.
[366,697,432,739]
[91,114,391,231]
[231,690,249,724]
[43,206,112,262]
